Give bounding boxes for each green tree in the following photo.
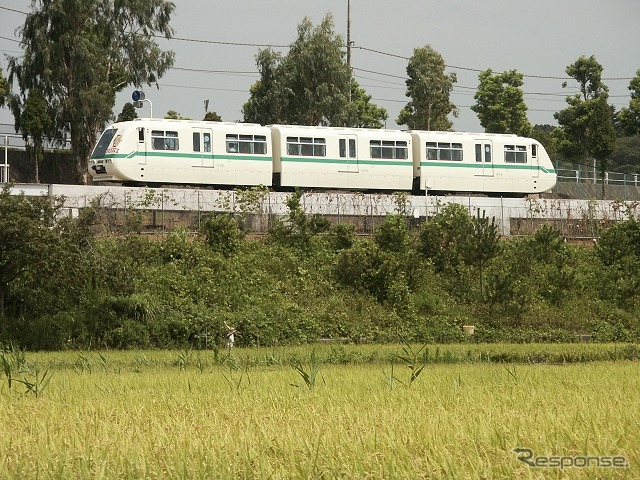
[471,69,531,136]
[0,69,9,107]
[530,124,558,160]
[609,135,640,174]
[199,214,244,257]
[396,45,457,131]
[281,15,351,126]
[334,240,402,304]
[269,189,329,250]
[0,186,82,319]
[554,56,616,198]
[12,88,53,183]
[327,222,356,250]
[116,102,139,122]
[595,219,640,309]
[345,79,388,128]
[242,48,287,125]
[617,69,640,136]
[374,215,410,254]
[243,15,384,127]
[468,210,500,297]
[8,0,175,184]
[165,110,190,120]
[204,111,222,122]
[417,203,473,274]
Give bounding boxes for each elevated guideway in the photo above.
[6,183,639,237]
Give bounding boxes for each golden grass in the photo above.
[0,349,638,479]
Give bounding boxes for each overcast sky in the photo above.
[1,0,640,135]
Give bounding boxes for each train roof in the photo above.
[268,124,411,136]
[408,130,524,140]
[108,118,267,129]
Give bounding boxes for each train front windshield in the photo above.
[92,128,118,157]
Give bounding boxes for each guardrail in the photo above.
[557,168,640,187]
[0,134,22,183]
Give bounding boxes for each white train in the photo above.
[89,118,556,195]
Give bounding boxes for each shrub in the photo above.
[200,213,245,257]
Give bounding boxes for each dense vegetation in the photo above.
[1,186,640,350]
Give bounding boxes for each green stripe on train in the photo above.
[90,152,554,175]
[92,152,272,162]
[420,161,556,174]
[281,156,413,167]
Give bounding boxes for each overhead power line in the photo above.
[152,34,288,49]
[172,66,257,76]
[150,35,636,82]
[0,6,27,14]
[2,10,636,86]
[0,35,20,43]
[353,46,634,81]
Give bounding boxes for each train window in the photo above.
[300,137,314,156]
[254,135,267,154]
[426,141,463,161]
[92,128,118,156]
[239,135,253,154]
[380,140,394,159]
[370,140,382,159]
[286,136,326,156]
[226,133,266,154]
[203,133,211,152]
[287,137,299,156]
[138,128,144,143]
[452,143,463,161]
[532,144,538,158]
[226,134,239,153]
[193,132,200,152]
[475,144,482,162]
[151,130,179,150]
[370,139,408,160]
[426,142,438,160]
[340,139,357,158]
[151,131,163,150]
[165,131,179,151]
[504,145,527,163]
[439,143,451,161]
[314,137,326,157]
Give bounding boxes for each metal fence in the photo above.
[0,134,23,183]
[557,167,640,187]
[11,183,639,240]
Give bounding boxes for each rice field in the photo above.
[0,345,638,479]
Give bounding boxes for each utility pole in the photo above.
[347,0,352,69]
[347,0,353,106]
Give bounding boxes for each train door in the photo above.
[137,127,147,165]
[531,143,540,178]
[192,128,214,168]
[338,135,358,173]
[474,140,494,176]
